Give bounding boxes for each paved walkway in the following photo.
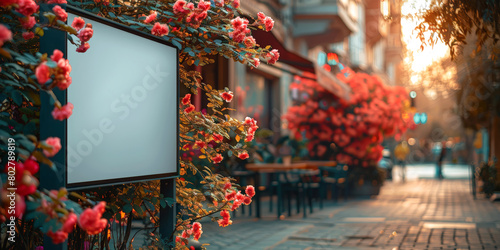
[201,165,500,250]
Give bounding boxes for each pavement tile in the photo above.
[199,169,500,250]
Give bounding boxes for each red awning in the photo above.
[252,29,315,73]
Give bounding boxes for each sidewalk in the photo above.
[201,167,500,249]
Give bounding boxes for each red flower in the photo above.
[78,202,107,235]
[267,49,280,64]
[51,49,64,62]
[182,94,191,105]
[23,157,39,175]
[243,36,256,48]
[198,0,211,11]
[16,0,38,17]
[220,91,233,102]
[144,11,157,24]
[253,58,260,67]
[51,103,74,121]
[76,43,90,53]
[242,196,252,205]
[223,182,231,190]
[231,0,240,8]
[218,210,232,227]
[62,212,77,233]
[211,153,223,163]
[35,62,50,84]
[237,152,249,160]
[195,140,206,149]
[47,230,68,244]
[225,190,236,201]
[53,5,67,22]
[173,0,193,15]
[191,222,203,240]
[21,16,36,29]
[264,17,274,32]
[184,104,195,113]
[212,133,224,143]
[151,22,169,36]
[245,185,255,197]
[47,0,67,3]
[77,27,93,42]
[71,17,85,31]
[43,137,62,157]
[22,31,34,40]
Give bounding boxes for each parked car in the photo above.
[378,149,393,179]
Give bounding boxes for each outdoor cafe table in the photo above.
[245,161,336,219]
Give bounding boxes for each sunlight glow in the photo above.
[401,0,449,73]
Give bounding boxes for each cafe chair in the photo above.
[319,165,350,202]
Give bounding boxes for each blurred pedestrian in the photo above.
[394,141,410,182]
[436,141,447,179]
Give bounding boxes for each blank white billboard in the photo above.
[66,11,178,188]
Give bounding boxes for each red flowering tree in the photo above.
[284,72,409,168]
[1,0,277,249]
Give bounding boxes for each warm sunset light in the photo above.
[401,0,449,80]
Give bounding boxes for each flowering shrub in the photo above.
[1,0,279,249]
[284,72,409,167]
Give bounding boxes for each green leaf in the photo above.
[11,90,23,105]
[123,204,133,213]
[144,200,155,211]
[171,39,182,50]
[133,204,143,214]
[165,197,175,207]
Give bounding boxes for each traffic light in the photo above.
[410,90,416,108]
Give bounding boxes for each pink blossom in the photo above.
[35,62,50,84]
[184,104,195,113]
[211,153,223,164]
[71,17,85,31]
[253,58,260,67]
[78,202,107,235]
[173,0,193,15]
[198,0,211,11]
[77,27,93,42]
[231,0,240,8]
[220,91,233,102]
[21,16,36,29]
[62,213,77,233]
[151,22,169,36]
[144,11,157,24]
[94,0,109,5]
[264,17,274,32]
[43,137,61,157]
[223,182,231,190]
[267,49,280,64]
[16,0,38,17]
[47,230,68,244]
[47,0,67,3]
[225,190,236,201]
[51,49,64,62]
[191,222,202,240]
[243,36,256,48]
[76,43,90,53]
[182,94,191,105]
[245,185,255,197]
[51,103,74,121]
[237,152,249,160]
[242,196,252,205]
[22,31,34,40]
[53,5,67,22]
[257,12,266,21]
[0,24,12,47]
